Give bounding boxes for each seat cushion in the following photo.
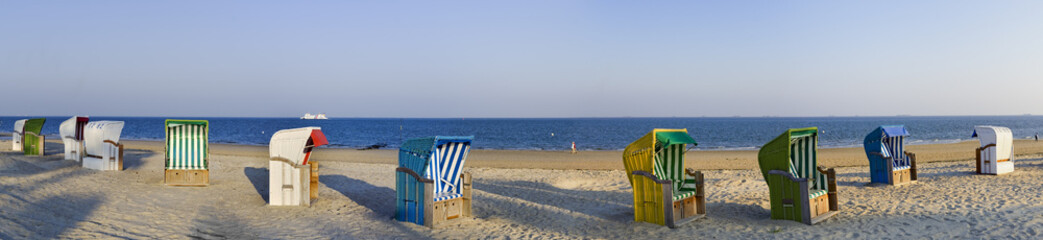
[893,165,910,171]
[673,189,698,201]
[809,189,828,199]
[433,192,462,202]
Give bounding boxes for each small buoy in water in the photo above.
[262,131,264,134]
[551,133,555,136]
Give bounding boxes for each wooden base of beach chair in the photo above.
[165,169,210,186]
[890,169,914,186]
[310,162,319,201]
[425,172,473,228]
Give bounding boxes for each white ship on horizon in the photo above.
[300,113,329,120]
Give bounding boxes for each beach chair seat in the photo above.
[12,119,25,152]
[60,116,89,162]
[758,127,838,225]
[623,129,706,228]
[268,127,328,207]
[164,120,210,186]
[395,136,474,228]
[863,125,918,185]
[21,118,46,156]
[973,126,1014,175]
[82,121,125,171]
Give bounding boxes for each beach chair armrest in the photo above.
[103,140,122,147]
[25,132,42,137]
[395,167,435,183]
[631,170,672,184]
[684,168,705,197]
[977,143,997,152]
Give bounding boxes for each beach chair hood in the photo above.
[972,125,1013,161]
[13,119,26,136]
[23,118,45,135]
[399,136,473,199]
[622,129,697,189]
[269,127,328,166]
[758,127,818,181]
[83,121,125,157]
[60,116,90,141]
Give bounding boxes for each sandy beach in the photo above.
[2,139,1043,239]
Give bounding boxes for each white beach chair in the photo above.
[972,126,1014,175]
[12,119,25,152]
[82,121,125,171]
[268,127,328,206]
[60,116,90,162]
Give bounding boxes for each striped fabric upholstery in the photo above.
[166,123,209,170]
[789,136,828,195]
[809,189,828,199]
[653,143,698,200]
[881,136,911,170]
[426,141,470,202]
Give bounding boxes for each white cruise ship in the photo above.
[300,113,329,120]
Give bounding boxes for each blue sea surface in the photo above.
[1,116,1042,151]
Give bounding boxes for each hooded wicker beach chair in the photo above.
[758,127,838,225]
[268,127,328,206]
[164,119,210,186]
[60,116,90,162]
[863,125,918,185]
[22,118,46,156]
[972,126,1014,175]
[12,119,25,152]
[396,136,474,227]
[622,129,705,228]
[82,121,125,171]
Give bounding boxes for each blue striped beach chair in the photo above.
[622,129,705,228]
[395,136,474,227]
[864,125,917,185]
[164,119,210,186]
[758,127,838,225]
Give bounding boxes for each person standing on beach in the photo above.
[1036,133,1038,141]
[571,142,577,154]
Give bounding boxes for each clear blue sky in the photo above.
[2,1,1041,118]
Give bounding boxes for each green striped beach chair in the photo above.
[758,127,838,225]
[622,129,705,228]
[164,119,210,186]
[22,118,47,156]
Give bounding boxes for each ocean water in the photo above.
[2,116,1042,151]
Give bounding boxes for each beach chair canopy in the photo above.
[84,121,125,156]
[972,125,1013,160]
[23,118,45,136]
[269,127,329,166]
[758,127,828,198]
[13,119,25,137]
[623,129,698,198]
[864,125,911,170]
[165,119,209,170]
[399,136,473,201]
[60,116,90,141]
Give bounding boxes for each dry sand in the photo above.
[2,139,1043,239]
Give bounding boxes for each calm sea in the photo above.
[2,116,1042,151]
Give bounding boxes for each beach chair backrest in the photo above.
[429,140,471,196]
[973,126,1013,160]
[623,129,697,191]
[759,127,827,191]
[165,120,209,170]
[398,136,473,198]
[60,116,90,141]
[84,121,124,156]
[269,127,328,166]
